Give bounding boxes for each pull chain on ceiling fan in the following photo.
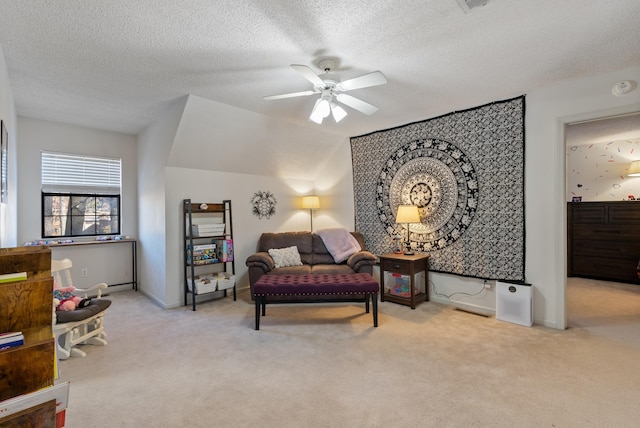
[264,60,387,124]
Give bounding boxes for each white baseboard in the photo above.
[430,295,495,317]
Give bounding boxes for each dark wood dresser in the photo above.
[567,201,640,284]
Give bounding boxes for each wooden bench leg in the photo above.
[365,294,370,313]
[372,293,378,327]
[254,296,261,330]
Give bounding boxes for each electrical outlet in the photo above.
[81,268,88,278]
[484,281,491,289]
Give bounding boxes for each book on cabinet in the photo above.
[183,199,236,310]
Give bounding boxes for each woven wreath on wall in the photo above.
[251,190,277,219]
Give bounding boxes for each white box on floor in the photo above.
[496,281,532,327]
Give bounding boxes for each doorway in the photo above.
[564,112,640,334]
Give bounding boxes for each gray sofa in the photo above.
[245,231,377,301]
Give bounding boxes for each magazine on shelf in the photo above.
[0,331,24,346]
[0,272,27,284]
[0,331,23,340]
[0,339,24,351]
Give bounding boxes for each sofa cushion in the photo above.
[268,246,303,268]
[259,232,313,265]
[267,265,312,276]
[311,264,356,275]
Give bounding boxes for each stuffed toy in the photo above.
[53,281,90,311]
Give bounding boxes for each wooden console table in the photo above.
[50,239,137,290]
[379,253,429,309]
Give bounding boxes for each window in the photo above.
[41,151,122,238]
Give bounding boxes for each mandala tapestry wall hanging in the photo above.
[351,96,525,281]
[251,190,277,219]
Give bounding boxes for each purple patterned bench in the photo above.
[253,273,379,330]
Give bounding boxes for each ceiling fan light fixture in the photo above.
[330,102,347,123]
[309,98,327,124]
[309,111,324,125]
[267,61,387,124]
[318,99,331,118]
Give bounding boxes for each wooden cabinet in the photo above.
[0,246,57,426]
[567,201,640,284]
[379,253,429,309]
[183,199,236,310]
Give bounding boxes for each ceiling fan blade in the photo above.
[335,93,378,115]
[291,64,325,86]
[263,90,316,100]
[338,71,387,91]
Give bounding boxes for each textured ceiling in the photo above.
[567,113,640,146]
[0,0,639,137]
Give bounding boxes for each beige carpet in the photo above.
[58,278,640,427]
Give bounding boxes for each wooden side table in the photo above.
[379,253,429,309]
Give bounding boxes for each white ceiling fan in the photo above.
[264,59,387,124]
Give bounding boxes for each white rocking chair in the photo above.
[51,258,112,359]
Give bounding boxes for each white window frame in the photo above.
[41,151,122,238]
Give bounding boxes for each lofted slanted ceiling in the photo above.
[166,94,347,178]
[0,0,639,140]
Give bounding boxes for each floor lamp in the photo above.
[395,205,420,255]
[302,196,320,232]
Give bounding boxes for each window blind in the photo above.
[41,151,121,194]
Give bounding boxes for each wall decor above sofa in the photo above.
[351,96,525,281]
[250,190,277,219]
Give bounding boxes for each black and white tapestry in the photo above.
[351,96,525,281]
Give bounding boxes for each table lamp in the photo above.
[395,205,421,255]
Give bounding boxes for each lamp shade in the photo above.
[395,205,420,223]
[302,195,320,209]
[629,160,640,176]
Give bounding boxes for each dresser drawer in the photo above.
[608,204,640,224]
[572,239,640,257]
[570,255,640,283]
[570,204,606,224]
[381,259,412,275]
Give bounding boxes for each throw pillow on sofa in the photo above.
[268,246,303,268]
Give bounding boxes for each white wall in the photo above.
[14,117,138,288]
[16,117,138,243]
[526,64,640,328]
[136,97,186,307]
[313,139,357,230]
[164,166,315,308]
[149,94,351,309]
[0,43,17,247]
[566,137,640,201]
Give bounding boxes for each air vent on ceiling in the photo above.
[456,0,489,13]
